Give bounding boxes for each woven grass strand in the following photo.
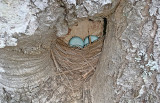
[52,36,104,80]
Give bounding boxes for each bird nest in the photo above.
[51,36,104,80]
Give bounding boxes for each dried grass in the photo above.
[51,36,104,80]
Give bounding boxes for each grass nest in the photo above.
[51,36,104,81]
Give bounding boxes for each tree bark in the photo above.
[91,0,160,102]
[0,0,160,103]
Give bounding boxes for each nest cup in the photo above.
[52,35,104,80]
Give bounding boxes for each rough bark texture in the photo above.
[91,0,160,102]
[0,0,160,103]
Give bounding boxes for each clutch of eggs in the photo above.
[69,35,99,48]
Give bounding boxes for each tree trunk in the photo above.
[91,0,160,102]
[0,0,160,103]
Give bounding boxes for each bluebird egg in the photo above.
[90,35,99,42]
[69,36,84,48]
[84,36,89,46]
[84,35,99,46]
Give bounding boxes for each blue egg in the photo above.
[69,36,84,48]
[90,35,98,42]
[84,35,99,46]
[84,36,89,46]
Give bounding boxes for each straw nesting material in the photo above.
[51,36,104,80]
